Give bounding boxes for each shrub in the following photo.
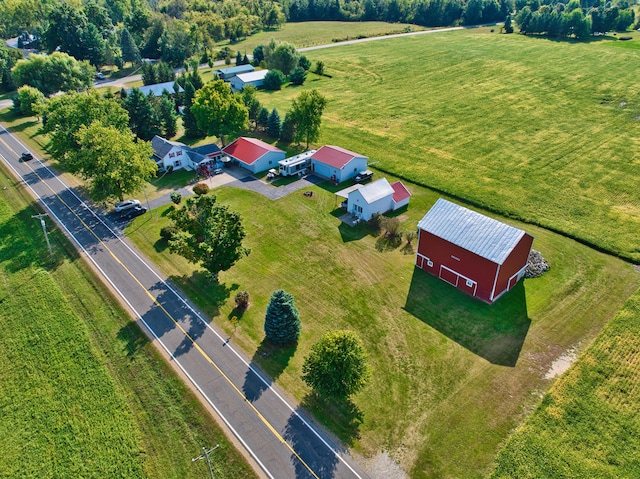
[263,70,286,90]
[404,231,417,245]
[314,61,325,76]
[160,226,178,241]
[382,217,401,238]
[170,192,182,204]
[235,290,250,311]
[192,182,210,196]
[289,66,307,86]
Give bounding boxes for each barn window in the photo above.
[427,259,433,267]
[465,279,474,287]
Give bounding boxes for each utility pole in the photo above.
[191,444,219,479]
[32,213,53,262]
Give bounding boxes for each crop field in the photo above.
[126,180,640,478]
[491,288,640,478]
[0,172,255,478]
[254,27,640,262]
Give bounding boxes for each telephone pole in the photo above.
[191,444,219,479]
[32,213,53,262]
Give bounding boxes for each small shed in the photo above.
[336,178,411,221]
[415,198,534,303]
[278,150,316,176]
[222,137,285,173]
[230,70,269,91]
[214,64,255,81]
[310,145,368,183]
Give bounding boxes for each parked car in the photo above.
[124,206,147,218]
[354,170,373,183]
[95,72,106,80]
[114,199,141,212]
[20,152,33,162]
[213,167,223,175]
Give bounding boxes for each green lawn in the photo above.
[228,21,427,52]
[126,178,640,478]
[0,170,255,478]
[254,27,640,262]
[490,288,640,478]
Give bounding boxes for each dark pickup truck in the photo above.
[354,170,373,183]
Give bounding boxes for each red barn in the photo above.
[416,199,534,303]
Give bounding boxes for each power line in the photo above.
[192,444,219,479]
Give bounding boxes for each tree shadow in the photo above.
[403,267,530,367]
[242,338,297,402]
[374,234,402,252]
[153,238,169,253]
[116,321,150,358]
[337,222,369,243]
[299,393,364,448]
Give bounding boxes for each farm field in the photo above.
[0,170,255,478]
[230,21,427,52]
[126,180,640,478]
[491,288,640,478]
[254,27,640,262]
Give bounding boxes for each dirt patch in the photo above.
[360,451,408,479]
[544,349,577,380]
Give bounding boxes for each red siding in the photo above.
[492,233,534,301]
[416,230,498,302]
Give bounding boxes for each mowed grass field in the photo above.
[253,27,640,262]
[490,288,640,478]
[0,172,256,478]
[126,179,640,478]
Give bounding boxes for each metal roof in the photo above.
[357,178,394,204]
[215,65,255,76]
[127,81,183,97]
[235,70,269,83]
[417,198,527,265]
[311,145,367,169]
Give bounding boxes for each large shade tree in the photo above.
[40,90,130,165]
[302,330,371,399]
[288,89,327,148]
[264,290,301,344]
[168,195,250,281]
[12,52,94,96]
[191,80,248,146]
[73,121,156,201]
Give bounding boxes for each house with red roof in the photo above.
[310,145,368,183]
[222,137,285,174]
[416,198,534,303]
[335,178,411,221]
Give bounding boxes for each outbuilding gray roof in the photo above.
[417,198,527,265]
[358,178,394,204]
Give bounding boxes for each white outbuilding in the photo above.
[336,178,411,221]
[230,70,269,91]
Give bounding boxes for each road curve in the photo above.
[0,126,370,479]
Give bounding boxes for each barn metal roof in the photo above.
[417,198,527,265]
[311,145,367,169]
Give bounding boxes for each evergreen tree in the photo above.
[124,88,162,140]
[235,50,243,65]
[159,93,178,137]
[189,68,204,90]
[242,53,250,65]
[289,66,307,86]
[280,112,296,142]
[257,106,269,130]
[156,61,175,82]
[120,27,141,64]
[264,290,301,344]
[267,108,281,138]
[141,61,157,85]
[182,80,203,138]
[504,14,514,33]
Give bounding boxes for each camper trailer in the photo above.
[278,150,316,177]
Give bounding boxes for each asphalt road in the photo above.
[0,127,370,478]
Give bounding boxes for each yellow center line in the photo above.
[5,142,321,479]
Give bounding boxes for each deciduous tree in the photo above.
[12,52,94,96]
[41,90,130,165]
[263,69,285,90]
[264,290,301,344]
[191,80,248,146]
[302,330,371,399]
[168,194,250,281]
[289,66,307,86]
[288,89,327,148]
[73,121,156,202]
[16,85,45,117]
